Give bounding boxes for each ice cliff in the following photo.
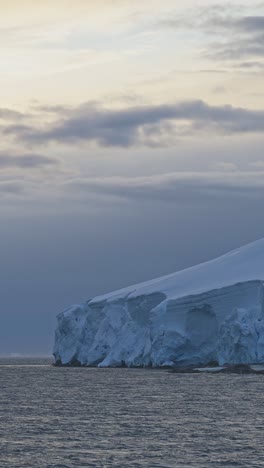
[53,239,264,367]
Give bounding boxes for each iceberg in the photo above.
[53,238,264,367]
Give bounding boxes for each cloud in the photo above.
[202,13,264,34]
[0,180,26,195]
[213,162,237,171]
[3,100,264,148]
[64,171,264,203]
[212,86,227,94]
[235,60,264,70]
[0,108,24,120]
[204,11,264,61]
[159,5,264,63]
[0,152,59,169]
[249,160,264,168]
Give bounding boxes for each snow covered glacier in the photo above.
[53,239,264,367]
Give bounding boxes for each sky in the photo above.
[1,0,264,355]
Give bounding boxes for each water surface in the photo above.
[0,358,264,467]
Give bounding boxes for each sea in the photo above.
[0,358,264,467]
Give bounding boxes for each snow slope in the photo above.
[53,239,264,367]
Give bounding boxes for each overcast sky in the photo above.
[1,0,264,355]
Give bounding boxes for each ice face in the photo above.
[53,239,264,367]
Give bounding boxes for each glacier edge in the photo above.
[53,280,264,367]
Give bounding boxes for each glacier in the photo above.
[53,238,264,367]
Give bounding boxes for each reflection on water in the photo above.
[0,358,264,467]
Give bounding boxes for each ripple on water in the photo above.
[1,358,264,467]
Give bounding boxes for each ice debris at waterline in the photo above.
[54,239,264,368]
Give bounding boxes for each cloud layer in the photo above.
[160,4,264,65]
[0,151,58,169]
[2,100,264,149]
[64,170,264,204]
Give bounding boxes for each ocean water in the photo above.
[1,359,264,467]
